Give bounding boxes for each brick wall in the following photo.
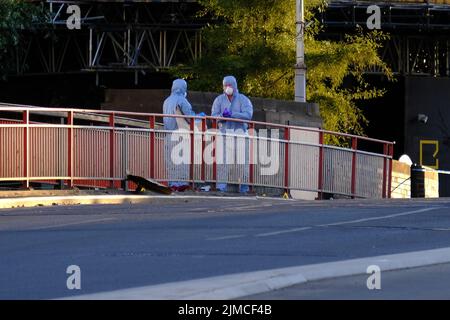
[391,160,411,198]
[424,169,439,198]
[391,161,440,198]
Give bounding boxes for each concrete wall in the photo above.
[101,89,323,128]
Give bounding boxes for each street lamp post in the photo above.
[295,0,307,102]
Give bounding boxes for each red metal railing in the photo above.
[0,104,395,198]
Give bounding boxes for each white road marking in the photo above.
[206,207,442,240]
[206,234,246,241]
[229,204,271,211]
[255,227,312,237]
[317,207,440,227]
[28,217,117,231]
[254,207,441,238]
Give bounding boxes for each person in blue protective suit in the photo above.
[163,79,203,192]
[211,75,253,193]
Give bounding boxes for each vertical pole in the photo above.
[351,137,358,198]
[89,28,93,66]
[163,31,167,67]
[199,31,202,59]
[109,113,115,189]
[249,123,255,192]
[190,117,195,189]
[318,131,324,200]
[159,31,163,67]
[388,143,394,199]
[23,110,29,189]
[122,128,129,191]
[149,116,155,179]
[295,0,306,102]
[382,143,388,198]
[212,119,217,188]
[68,111,74,188]
[284,127,290,193]
[201,118,206,182]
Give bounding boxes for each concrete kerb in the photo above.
[0,194,272,209]
[1,192,449,210]
[64,247,450,300]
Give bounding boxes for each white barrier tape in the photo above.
[412,168,450,175]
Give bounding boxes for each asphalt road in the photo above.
[242,263,450,300]
[1,196,450,299]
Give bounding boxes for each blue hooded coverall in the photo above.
[163,79,196,188]
[211,76,253,193]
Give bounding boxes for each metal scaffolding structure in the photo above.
[11,0,450,79]
[320,1,450,76]
[14,0,206,83]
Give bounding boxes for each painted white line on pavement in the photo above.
[249,207,440,238]
[318,207,440,227]
[28,217,117,230]
[229,204,273,211]
[206,235,246,241]
[255,227,312,237]
[63,246,450,300]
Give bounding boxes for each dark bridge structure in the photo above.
[12,0,450,79]
[321,0,450,77]
[16,0,207,84]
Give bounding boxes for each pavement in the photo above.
[0,195,450,299]
[242,263,450,300]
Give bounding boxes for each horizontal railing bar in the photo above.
[0,103,394,145]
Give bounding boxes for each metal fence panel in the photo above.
[0,127,24,179]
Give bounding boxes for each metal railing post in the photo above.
[388,143,394,198]
[382,143,388,198]
[122,128,129,191]
[68,111,74,188]
[318,131,324,200]
[201,118,206,182]
[109,113,115,189]
[351,137,358,198]
[149,116,155,179]
[22,110,30,189]
[284,127,290,194]
[190,116,195,189]
[249,123,255,192]
[212,119,217,189]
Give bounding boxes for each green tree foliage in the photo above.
[0,0,46,78]
[176,0,392,136]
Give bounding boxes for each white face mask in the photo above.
[224,86,234,96]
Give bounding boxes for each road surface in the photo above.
[1,197,450,299]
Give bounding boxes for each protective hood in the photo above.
[171,79,187,96]
[223,75,239,94]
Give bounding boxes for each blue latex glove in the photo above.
[197,112,206,117]
[222,108,232,118]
